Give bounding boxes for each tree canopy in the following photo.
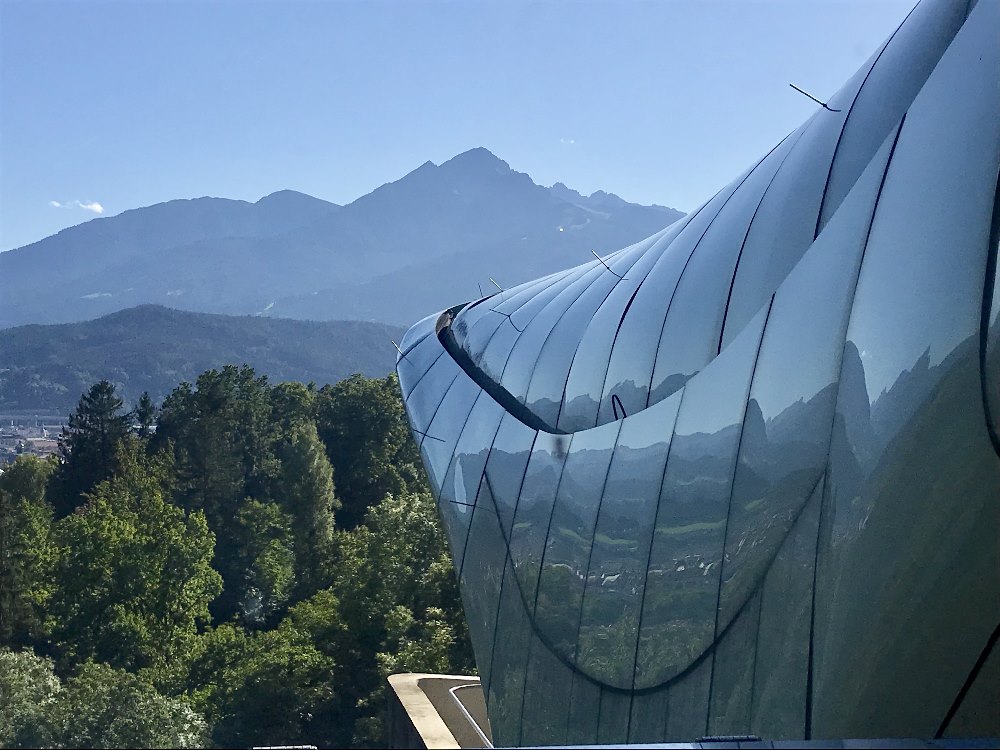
[0,368,473,748]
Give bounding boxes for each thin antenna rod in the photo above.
[789,83,841,112]
[391,339,411,363]
[592,250,627,280]
[411,427,445,443]
[489,277,504,292]
[478,282,485,298]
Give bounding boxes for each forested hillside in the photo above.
[0,305,402,413]
[0,367,470,748]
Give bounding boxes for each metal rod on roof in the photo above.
[391,339,411,363]
[411,427,445,443]
[489,277,505,302]
[592,250,627,280]
[789,83,841,112]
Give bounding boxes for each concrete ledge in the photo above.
[387,673,491,749]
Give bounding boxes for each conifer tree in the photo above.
[52,380,131,517]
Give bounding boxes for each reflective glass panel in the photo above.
[437,392,505,571]
[749,477,822,740]
[817,0,966,230]
[445,393,505,514]
[419,370,479,495]
[940,645,1000,738]
[813,7,1000,737]
[533,419,619,663]
[403,352,455,450]
[399,311,438,355]
[460,271,571,372]
[486,559,533,747]
[628,689,669,743]
[543,239,665,432]
[519,637,573,745]
[482,412,537,537]
[502,262,611,413]
[565,672,601,745]
[706,591,760,736]
[508,431,572,610]
[719,75,865,349]
[577,393,681,688]
[648,133,798,408]
[458,490,508,705]
[597,178,746,425]
[522,237,658,427]
[664,655,712,740]
[474,263,597,384]
[571,236,671,428]
[596,688,631,744]
[636,306,768,688]
[985,259,1000,440]
[397,340,444,402]
[716,126,897,628]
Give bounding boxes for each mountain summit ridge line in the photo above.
[0,147,683,328]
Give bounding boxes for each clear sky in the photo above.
[0,0,915,251]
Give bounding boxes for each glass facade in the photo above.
[398,0,1000,744]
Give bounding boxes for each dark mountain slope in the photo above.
[0,305,402,414]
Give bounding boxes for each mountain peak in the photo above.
[441,147,511,173]
[550,182,584,203]
[256,189,338,209]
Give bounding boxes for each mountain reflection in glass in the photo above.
[398,0,1000,744]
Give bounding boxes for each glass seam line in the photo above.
[592,218,704,423]
[935,620,1000,737]
[629,388,686,697]
[567,418,624,675]
[803,474,827,741]
[478,464,821,698]
[514,434,576,743]
[977,163,1000,457]
[717,127,808,355]
[640,143,782,412]
[805,112,907,737]
[413,370,460,451]
[705,294,776,727]
[811,0,918,239]
[517,240,654,423]
[456,395,507,580]
[400,348,445,403]
[483,426,540,707]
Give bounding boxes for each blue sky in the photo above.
[0,0,914,251]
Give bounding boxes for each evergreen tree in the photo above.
[276,422,339,599]
[52,380,131,517]
[0,456,57,648]
[154,366,278,622]
[134,391,157,439]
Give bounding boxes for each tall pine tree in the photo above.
[52,380,131,517]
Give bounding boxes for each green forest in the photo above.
[0,366,473,748]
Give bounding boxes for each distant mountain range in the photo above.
[0,305,403,414]
[0,148,683,328]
